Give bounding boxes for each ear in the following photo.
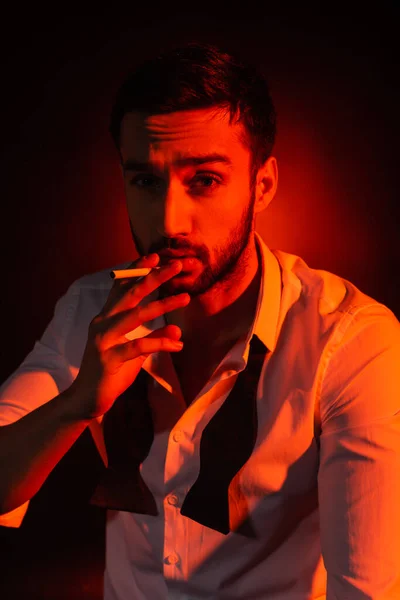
[253,156,278,214]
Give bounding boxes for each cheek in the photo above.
[125,193,150,222]
[125,200,152,248]
[205,186,250,229]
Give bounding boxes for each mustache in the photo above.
[153,239,199,253]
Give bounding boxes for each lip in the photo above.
[160,256,198,269]
[159,251,197,258]
[159,252,197,264]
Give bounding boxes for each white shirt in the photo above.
[1,231,400,599]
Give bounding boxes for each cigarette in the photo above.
[110,267,162,279]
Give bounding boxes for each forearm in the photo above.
[0,386,93,514]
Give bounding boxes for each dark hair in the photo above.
[109,42,277,183]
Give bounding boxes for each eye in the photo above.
[190,172,222,192]
[129,174,163,190]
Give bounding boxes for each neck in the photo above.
[167,235,262,348]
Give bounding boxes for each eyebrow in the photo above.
[122,153,233,172]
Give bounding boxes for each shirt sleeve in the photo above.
[318,303,400,599]
[0,283,80,527]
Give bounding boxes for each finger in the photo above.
[110,327,185,364]
[107,261,182,316]
[109,292,190,342]
[113,254,160,290]
[104,254,160,312]
[101,292,190,347]
[109,260,183,317]
[132,260,183,305]
[148,324,183,340]
[123,253,160,274]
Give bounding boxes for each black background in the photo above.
[0,7,399,599]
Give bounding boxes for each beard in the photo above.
[129,188,256,299]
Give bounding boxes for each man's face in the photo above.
[119,107,257,298]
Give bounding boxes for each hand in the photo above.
[69,253,190,419]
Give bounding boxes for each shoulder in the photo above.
[271,248,400,383]
[272,248,394,324]
[270,250,400,429]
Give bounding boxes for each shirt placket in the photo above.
[163,425,191,581]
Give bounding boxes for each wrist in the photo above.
[57,384,97,424]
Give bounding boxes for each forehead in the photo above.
[119,107,250,164]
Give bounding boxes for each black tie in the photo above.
[90,334,268,534]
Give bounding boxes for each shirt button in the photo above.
[166,552,180,565]
[172,430,183,442]
[166,494,179,506]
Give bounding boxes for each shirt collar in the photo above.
[250,231,282,353]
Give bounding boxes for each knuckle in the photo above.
[134,337,146,353]
[156,267,169,279]
[88,316,108,348]
[129,284,140,298]
[93,331,105,350]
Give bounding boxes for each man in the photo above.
[0,42,399,599]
